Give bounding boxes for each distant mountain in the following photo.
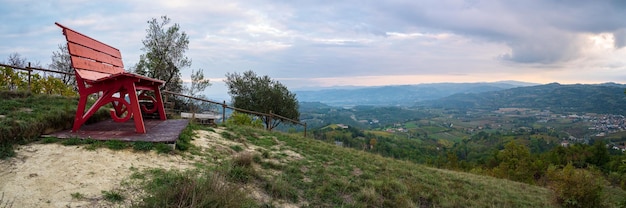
[295,81,538,106]
[422,83,626,115]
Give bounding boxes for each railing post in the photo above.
[222,101,226,123]
[27,62,32,92]
[268,111,273,131]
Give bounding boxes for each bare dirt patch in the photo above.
[0,143,194,208]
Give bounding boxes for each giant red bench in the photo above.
[56,22,166,133]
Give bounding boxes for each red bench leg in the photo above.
[153,86,167,120]
[72,95,89,132]
[126,82,146,133]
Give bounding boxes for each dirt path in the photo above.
[0,143,194,208]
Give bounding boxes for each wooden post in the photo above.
[27,62,32,92]
[304,122,307,138]
[222,101,226,123]
[267,110,273,131]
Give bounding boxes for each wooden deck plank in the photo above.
[46,119,189,143]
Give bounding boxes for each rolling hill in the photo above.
[423,83,626,115]
[295,81,537,106]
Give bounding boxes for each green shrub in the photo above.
[226,112,263,128]
[547,163,605,208]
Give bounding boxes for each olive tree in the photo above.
[133,16,190,93]
[225,70,300,130]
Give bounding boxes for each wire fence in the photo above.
[0,63,307,137]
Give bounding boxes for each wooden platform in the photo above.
[47,119,189,143]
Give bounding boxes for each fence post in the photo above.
[27,62,32,92]
[304,122,307,138]
[267,111,273,131]
[222,101,226,123]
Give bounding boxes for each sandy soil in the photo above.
[0,127,305,208]
[0,143,194,208]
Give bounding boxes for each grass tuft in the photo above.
[134,169,255,208]
[132,141,154,151]
[70,192,84,200]
[61,137,84,146]
[104,140,127,150]
[101,190,124,202]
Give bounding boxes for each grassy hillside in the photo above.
[4,92,625,207]
[247,126,552,207]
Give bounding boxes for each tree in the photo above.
[49,44,75,87]
[224,70,300,130]
[493,141,536,183]
[184,68,211,113]
[133,16,190,93]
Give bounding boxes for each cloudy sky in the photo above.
[2,0,626,99]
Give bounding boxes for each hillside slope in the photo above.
[1,125,555,207]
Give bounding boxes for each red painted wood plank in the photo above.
[71,56,124,75]
[75,69,111,81]
[62,28,122,59]
[68,42,124,68]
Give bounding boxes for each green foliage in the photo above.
[0,66,76,96]
[547,163,605,208]
[226,111,264,128]
[133,16,189,94]
[224,70,300,130]
[493,141,536,184]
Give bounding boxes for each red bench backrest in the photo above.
[56,23,125,80]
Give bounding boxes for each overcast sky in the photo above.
[2,0,626,99]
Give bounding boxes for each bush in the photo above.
[226,112,263,128]
[547,163,605,208]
